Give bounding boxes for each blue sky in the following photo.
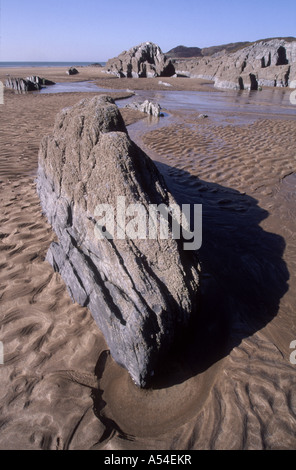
[1,0,296,61]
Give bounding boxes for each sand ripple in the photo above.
[1,87,296,449]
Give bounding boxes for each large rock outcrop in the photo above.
[105,42,175,78]
[173,38,296,90]
[37,95,200,387]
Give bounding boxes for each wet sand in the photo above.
[0,67,296,450]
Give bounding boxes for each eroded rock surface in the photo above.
[173,38,296,89]
[5,77,41,92]
[105,42,175,78]
[125,100,161,116]
[37,95,200,387]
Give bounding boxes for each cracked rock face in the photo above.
[37,95,200,387]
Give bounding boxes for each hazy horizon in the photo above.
[1,0,296,62]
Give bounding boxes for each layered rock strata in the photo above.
[37,95,200,387]
[105,42,175,78]
[173,38,296,90]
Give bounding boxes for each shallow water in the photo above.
[39,80,296,125]
[124,86,296,116]
[39,81,118,94]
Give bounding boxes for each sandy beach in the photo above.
[0,66,296,450]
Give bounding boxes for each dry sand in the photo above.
[0,67,296,450]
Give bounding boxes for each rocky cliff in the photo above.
[173,38,296,90]
[105,42,175,78]
[37,95,200,387]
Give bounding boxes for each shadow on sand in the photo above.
[92,161,289,392]
[90,161,290,442]
[146,161,289,388]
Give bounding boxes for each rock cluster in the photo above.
[173,38,296,90]
[37,95,200,387]
[105,42,175,78]
[5,76,55,92]
[5,77,41,92]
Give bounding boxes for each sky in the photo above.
[0,0,296,62]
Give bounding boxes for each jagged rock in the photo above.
[37,95,200,387]
[174,38,296,90]
[67,67,79,75]
[5,76,56,92]
[125,100,161,117]
[105,42,175,78]
[26,76,56,86]
[5,77,41,92]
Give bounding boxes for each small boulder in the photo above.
[126,100,162,117]
[67,67,79,75]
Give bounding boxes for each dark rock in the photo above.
[105,42,175,78]
[36,95,200,387]
[67,67,79,75]
[26,76,56,86]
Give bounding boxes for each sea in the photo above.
[0,61,106,68]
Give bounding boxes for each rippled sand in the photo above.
[1,71,296,449]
